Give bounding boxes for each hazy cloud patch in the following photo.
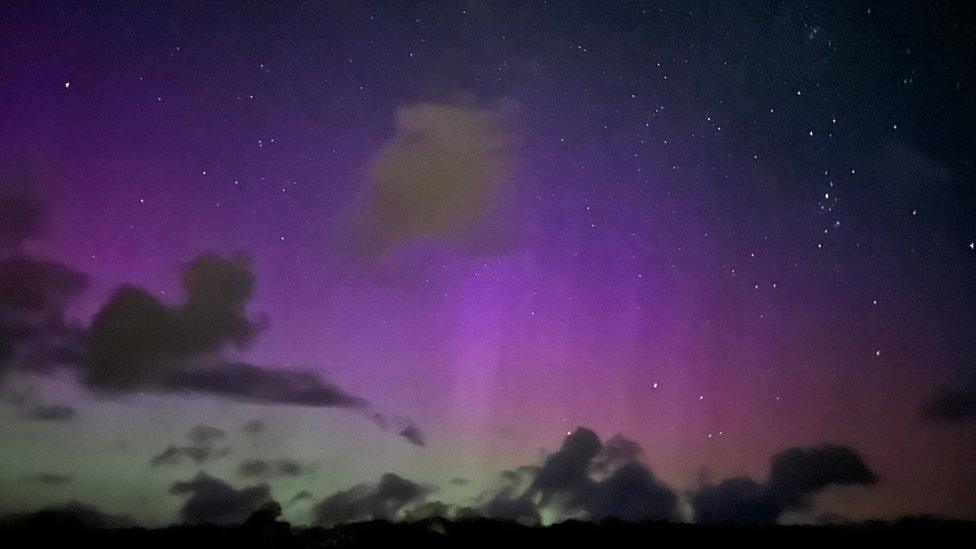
[28,473,73,485]
[349,101,519,259]
[241,419,267,435]
[921,377,976,424]
[26,404,75,421]
[0,165,46,250]
[187,424,227,445]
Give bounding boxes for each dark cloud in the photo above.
[481,465,538,518]
[150,424,231,467]
[691,445,877,524]
[483,488,541,526]
[170,473,273,525]
[0,184,44,251]
[398,425,425,447]
[0,185,411,437]
[242,419,267,435]
[164,360,368,408]
[588,462,678,522]
[0,183,85,382]
[150,445,230,467]
[0,257,87,321]
[449,478,469,486]
[520,427,677,522]
[83,251,259,392]
[242,500,284,529]
[372,413,428,446]
[81,252,371,410]
[237,458,317,479]
[920,378,976,424]
[690,477,778,524]
[28,473,73,485]
[765,446,878,510]
[0,255,87,379]
[528,427,602,506]
[590,434,644,476]
[26,404,75,421]
[313,473,431,526]
[187,424,227,445]
[349,101,518,258]
[474,428,678,524]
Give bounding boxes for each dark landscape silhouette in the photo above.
[2,508,973,548]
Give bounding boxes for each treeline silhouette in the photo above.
[1,507,972,549]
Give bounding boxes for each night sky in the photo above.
[1,1,975,527]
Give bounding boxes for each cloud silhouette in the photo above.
[398,425,425,447]
[765,446,878,510]
[691,445,877,524]
[527,427,602,508]
[588,461,678,522]
[151,445,228,467]
[164,360,368,408]
[920,378,976,424]
[150,424,231,467]
[0,184,44,251]
[26,404,75,421]
[81,251,371,410]
[170,473,273,525]
[28,473,73,485]
[0,184,87,382]
[472,427,678,524]
[590,434,644,476]
[690,477,778,524]
[0,255,87,379]
[186,424,227,445]
[83,251,260,392]
[312,473,431,526]
[460,431,868,526]
[525,428,678,522]
[237,458,317,479]
[483,488,541,525]
[350,101,518,257]
[0,185,418,440]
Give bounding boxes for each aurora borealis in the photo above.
[1,1,975,527]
